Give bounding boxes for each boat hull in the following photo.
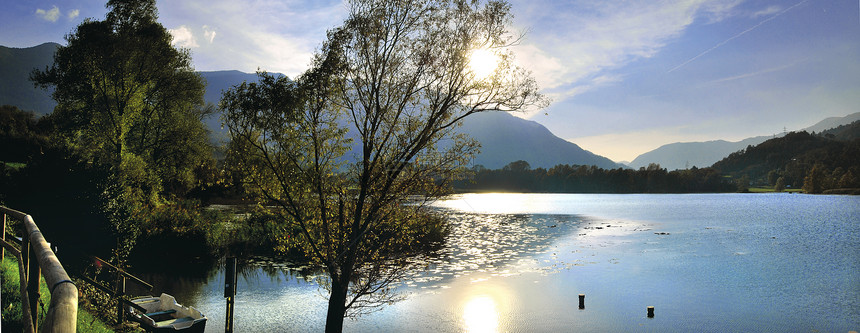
[128,294,207,332]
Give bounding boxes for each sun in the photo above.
[463,295,499,333]
[468,48,499,80]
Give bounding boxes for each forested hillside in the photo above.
[711,123,860,193]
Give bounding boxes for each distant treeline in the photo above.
[452,161,736,193]
[454,125,860,194]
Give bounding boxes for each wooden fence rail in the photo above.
[1,206,78,333]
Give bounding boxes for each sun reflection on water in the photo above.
[463,295,499,333]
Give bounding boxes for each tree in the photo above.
[735,175,750,192]
[774,176,785,192]
[802,164,825,194]
[30,0,213,260]
[838,170,857,189]
[222,0,546,331]
[32,0,212,200]
[0,105,47,163]
[503,160,531,172]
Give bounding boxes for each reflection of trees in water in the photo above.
[399,210,589,288]
[240,211,589,290]
[120,212,589,308]
[124,260,220,304]
[239,257,324,283]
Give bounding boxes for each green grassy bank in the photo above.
[1,257,114,332]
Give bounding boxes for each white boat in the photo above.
[127,293,207,332]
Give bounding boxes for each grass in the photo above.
[1,257,115,332]
[748,187,803,193]
[0,161,26,170]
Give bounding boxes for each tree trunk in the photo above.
[325,278,349,333]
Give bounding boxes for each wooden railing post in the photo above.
[25,213,78,332]
[1,206,78,332]
[27,240,41,332]
[21,230,29,271]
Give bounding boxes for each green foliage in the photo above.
[31,0,213,200]
[74,308,115,333]
[802,164,825,194]
[19,0,217,264]
[231,207,304,257]
[3,145,119,258]
[1,258,26,331]
[0,105,50,163]
[735,175,750,193]
[129,200,221,267]
[774,176,786,192]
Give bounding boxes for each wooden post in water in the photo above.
[647,306,655,318]
[578,294,585,309]
[224,257,237,333]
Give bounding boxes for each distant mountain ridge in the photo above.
[628,136,774,171]
[629,112,860,170]
[457,112,620,169]
[0,43,59,115]
[0,43,620,169]
[197,70,263,142]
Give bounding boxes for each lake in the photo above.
[134,193,860,332]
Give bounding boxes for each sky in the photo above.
[1,0,859,162]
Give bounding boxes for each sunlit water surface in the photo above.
[134,193,859,332]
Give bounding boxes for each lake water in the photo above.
[134,193,860,332]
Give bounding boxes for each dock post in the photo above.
[578,294,585,309]
[117,274,126,324]
[647,306,655,318]
[225,257,237,333]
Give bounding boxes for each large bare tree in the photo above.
[222,0,546,331]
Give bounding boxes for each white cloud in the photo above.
[203,25,216,43]
[168,25,199,48]
[668,0,808,73]
[35,6,61,22]
[705,60,803,85]
[702,0,744,22]
[510,0,743,104]
[751,5,782,18]
[67,9,80,20]
[157,0,346,76]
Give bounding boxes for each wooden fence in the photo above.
[1,206,78,333]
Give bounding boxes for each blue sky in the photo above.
[2,0,859,162]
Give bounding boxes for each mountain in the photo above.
[198,70,265,142]
[0,43,59,115]
[629,112,860,171]
[628,136,773,171]
[804,112,860,133]
[1,43,619,169]
[456,111,620,169]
